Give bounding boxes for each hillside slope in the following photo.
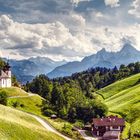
[8,95,43,115]
[3,87,75,139]
[98,73,140,116]
[0,87,28,97]
[98,73,140,139]
[0,105,64,140]
[99,73,140,99]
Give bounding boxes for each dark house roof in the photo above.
[92,116,125,127]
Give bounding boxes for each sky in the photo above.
[0,0,140,61]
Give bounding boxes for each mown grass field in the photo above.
[0,87,28,97]
[98,73,140,139]
[99,73,140,99]
[0,104,64,140]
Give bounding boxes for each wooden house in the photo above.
[92,116,125,139]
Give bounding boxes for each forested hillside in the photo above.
[26,62,140,124]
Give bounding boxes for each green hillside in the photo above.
[7,91,80,139]
[0,87,28,97]
[0,87,74,139]
[0,104,64,140]
[98,73,140,116]
[98,73,140,139]
[8,95,43,115]
[105,84,140,113]
[99,73,140,99]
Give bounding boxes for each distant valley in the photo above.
[7,57,66,83]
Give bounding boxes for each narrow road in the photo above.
[78,130,97,140]
[8,95,34,98]
[8,95,70,139]
[32,115,72,140]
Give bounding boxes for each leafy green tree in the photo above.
[0,58,6,69]
[12,75,19,87]
[29,75,52,98]
[51,83,66,114]
[68,107,77,122]
[134,62,140,73]
[91,100,108,117]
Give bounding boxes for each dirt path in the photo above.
[9,94,72,139]
[31,114,72,140]
[8,94,71,139]
[8,93,45,100]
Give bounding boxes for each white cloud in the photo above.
[129,0,140,18]
[104,0,120,8]
[0,15,94,60]
[71,0,91,6]
[1,14,140,61]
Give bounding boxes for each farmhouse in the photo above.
[0,63,12,88]
[92,116,125,139]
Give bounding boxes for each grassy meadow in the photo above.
[0,87,28,97]
[0,87,72,139]
[8,95,43,115]
[7,92,81,139]
[0,104,64,140]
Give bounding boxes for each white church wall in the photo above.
[0,78,11,88]
[0,80,2,87]
[6,78,11,87]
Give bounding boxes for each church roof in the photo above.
[0,70,10,79]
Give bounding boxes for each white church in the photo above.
[0,63,12,88]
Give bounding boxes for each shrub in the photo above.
[74,120,84,128]
[62,124,73,136]
[20,104,25,108]
[43,109,56,117]
[12,101,20,108]
[0,91,7,105]
[126,107,140,123]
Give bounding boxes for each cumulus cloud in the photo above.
[129,0,140,18]
[104,0,120,8]
[0,15,94,60]
[0,13,140,61]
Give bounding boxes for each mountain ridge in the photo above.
[47,44,140,78]
[3,57,66,83]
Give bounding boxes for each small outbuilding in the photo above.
[50,114,57,119]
